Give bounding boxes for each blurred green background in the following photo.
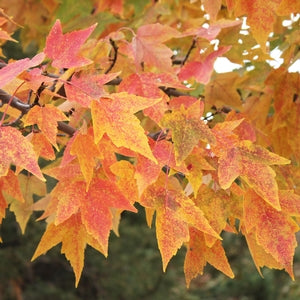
[1,205,300,300]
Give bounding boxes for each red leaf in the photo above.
[24,104,68,150]
[243,189,298,278]
[0,53,45,88]
[53,177,137,254]
[44,20,97,69]
[184,228,234,287]
[65,72,120,107]
[131,23,180,72]
[179,46,231,84]
[0,126,44,181]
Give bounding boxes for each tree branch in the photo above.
[181,38,197,66]
[0,89,31,114]
[0,88,76,136]
[104,39,118,74]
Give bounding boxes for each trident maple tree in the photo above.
[0,0,299,288]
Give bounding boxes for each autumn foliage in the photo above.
[0,0,300,288]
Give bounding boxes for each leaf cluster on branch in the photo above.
[0,0,299,287]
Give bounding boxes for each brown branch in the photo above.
[0,88,76,136]
[0,89,31,114]
[104,39,118,74]
[181,38,197,66]
[159,87,191,97]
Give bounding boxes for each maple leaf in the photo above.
[135,138,187,195]
[19,67,56,92]
[0,53,45,88]
[184,228,234,287]
[276,0,300,15]
[179,47,231,84]
[185,148,215,198]
[32,212,104,287]
[0,126,45,181]
[0,169,24,223]
[29,132,56,160]
[69,128,100,189]
[53,176,137,254]
[23,104,68,150]
[9,174,46,233]
[202,0,222,21]
[118,72,187,122]
[140,175,219,270]
[44,19,97,69]
[244,230,285,277]
[91,92,161,162]
[243,189,298,278]
[205,72,242,109]
[279,190,300,216]
[182,19,242,39]
[216,140,290,210]
[64,71,120,107]
[109,160,139,235]
[131,23,181,72]
[0,169,24,203]
[168,96,198,110]
[95,0,124,15]
[161,101,216,164]
[234,0,282,50]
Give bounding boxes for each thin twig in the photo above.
[104,39,118,74]
[0,88,76,136]
[181,38,197,66]
[159,87,190,97]
[32,82,46,106]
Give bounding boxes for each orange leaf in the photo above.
[184,228,234,287]
[243,189,298,278]
[161,101,215,164]
[95,0,124,15]
[53,177,137,254]
[131,23,180,72]
[44,19,97,69]
[70,129,100,189]
[202,0,222,21]
[140,175,219,270]
[279,190,300,216]
[9,174,46,233]
[244,230,284,277]
[118,72,186,122]
[217,140,290,209]
[135,138,186,195]
[234,0,282,50]
[0,53,45,88]
[276,0,300,15]
[23,104,68,150]
[194,184,233,246]
[185,148,215,198]
[205,72,242,110]
[91,92,161,162]
[0,169,25,203]
[0,126,45,181]
[110,160,138,204]
[32,213,103,287]
[29,132,56,160]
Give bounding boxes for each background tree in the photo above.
[0,0,300,299]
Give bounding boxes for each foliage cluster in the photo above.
[0,0,299,290]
